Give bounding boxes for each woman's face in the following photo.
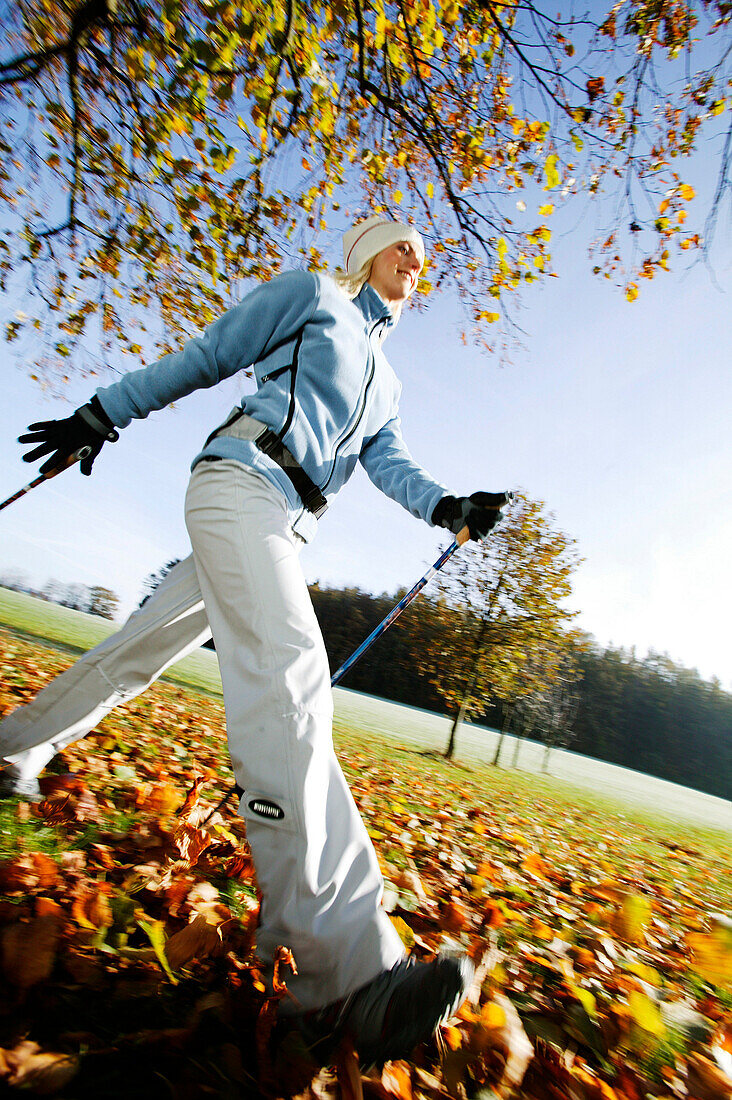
[368,240,424,308]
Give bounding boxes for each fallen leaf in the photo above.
[442,899,469,932]
[381,1060,413,1098]
[70,884,113,930]
[0,1040,78,1094]
[469,994,533,1096]
[612,893,651,944]
[571,1064,619,1099]
[688,921,732,989]
[166,913,223,970]
[138,782,183,816]
[337,1037,364,1100]
[0,852,58,894]
[390,916,415,949]
[1,914,61,993]
[687,1052,732,1100]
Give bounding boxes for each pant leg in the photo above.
[0,556,211,777]
[185,460,404,1013]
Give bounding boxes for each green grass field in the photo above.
[0,586,223,695]
[1,586,730,833]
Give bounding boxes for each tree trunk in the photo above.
[445,665,481,759]
[444,618,489,760]
[492,707,513,767]
[511,715,534,769]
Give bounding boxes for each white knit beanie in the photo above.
[342,215,425,275]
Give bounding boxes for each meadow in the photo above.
[0,603,730,1098]
[1,588,728,833]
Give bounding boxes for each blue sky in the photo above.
[1,189,730,687]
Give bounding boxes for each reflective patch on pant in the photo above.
[240,790,297,834]
[248,797,284,821]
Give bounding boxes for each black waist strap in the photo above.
[255,428,328,520]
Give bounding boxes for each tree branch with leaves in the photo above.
[1,0,729,379]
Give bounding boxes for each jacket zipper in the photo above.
[261,363,292,385]
[320,317,383,495]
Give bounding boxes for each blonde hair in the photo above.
[330,259,405,328]
[331,259,373,299]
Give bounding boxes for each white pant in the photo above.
[0,556,211,781]
[185,460,404,1009]
[0,461,404,1009]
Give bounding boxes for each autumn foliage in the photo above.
[1,0,730,374]
[0,629,730,1098]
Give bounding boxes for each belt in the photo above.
[209,411,328,520]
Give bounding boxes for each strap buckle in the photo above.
[255,429,328,520]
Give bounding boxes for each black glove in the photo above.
[432,491,511,541]
[19,396,119,476]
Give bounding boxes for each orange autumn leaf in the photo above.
[165,913,224,970]
[571,1065,619,1099]
[531,917,554,940]
[1,914,61,992]
[173,821,213,865]
[483,900,506,928]
[71,884,113,930]
[442,899,469,932]
[381,1060,413,1098]
[178,775,205,818]
[442,1025,462,1050]
[0,851,58,894]
[521,852,550,879]
[138,782,183,816]
[0,1041,78,1094]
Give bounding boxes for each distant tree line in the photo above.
[0,572,119,621]
[135,498,730,802]
[310,588,731,801]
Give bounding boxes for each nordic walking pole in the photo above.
[330,525,471,688]
[0,446,93,514]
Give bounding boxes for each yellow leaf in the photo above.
[543,153,560,190]
[531,918,553,940]
[614,892,651,941]
[570,984,597,1017]
[628,990,665,1036]
[481,1001,507,1029]
[711,99,726,116]
[626,961,661,986]
[687,922,732,989]
[679,183,695,200]
[538,203,554,216]
[390,915,415,949]
[393,189,403,204]
[625,283,639,303]
[426,181,434,198]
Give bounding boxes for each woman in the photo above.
[13,216,507,1064]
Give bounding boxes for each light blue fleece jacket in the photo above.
[96,271,450,542]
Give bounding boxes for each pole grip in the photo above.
[457,525,470,546]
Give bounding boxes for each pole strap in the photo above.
[77,404,119,442]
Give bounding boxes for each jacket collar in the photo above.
[354,283,396,334]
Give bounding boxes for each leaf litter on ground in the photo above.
[0,630,730,1098]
